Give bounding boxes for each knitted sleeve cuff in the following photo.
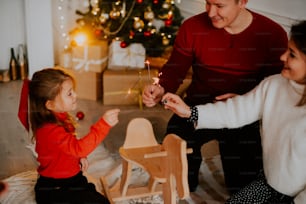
[187,106,198,124]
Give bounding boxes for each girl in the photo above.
[161,20,306,203]
[29,68,120,204]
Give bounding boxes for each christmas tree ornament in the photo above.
[91,6,100,15]
[120,41,128,48]
[133,17,145,30]
[162,36,170,46]
[94,29,103,37]
[167,10,174,19]
[162,1,171,9]
[76,111,85,120]
[136,0,143,4]
[99,12,109,24]
[77,19,86,27]
[165,19,172,27]
[144,7,154,21]
[129,30,135,39]
[110,9,121,20]
[153,0,159,4]
[144,31,151,37]
[150,28,157,35]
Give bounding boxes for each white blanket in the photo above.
[0,144,228,204]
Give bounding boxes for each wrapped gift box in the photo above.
[71,40,108,73]
[57,67,102,100]
[108,41,145,70]
[146,56,168,70]
[103,68,158,106]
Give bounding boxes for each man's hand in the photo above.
[142,84,165,107]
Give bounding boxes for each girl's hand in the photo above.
[103,109,120,127]
[80,157,89,172]
[161,93,191,118]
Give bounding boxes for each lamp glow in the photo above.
[74,33,87,46]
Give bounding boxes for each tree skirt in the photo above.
[0,144,229,204]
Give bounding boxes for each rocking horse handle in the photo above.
[144,151,167,158]
[144,148,193,159]
[186,148,193,154]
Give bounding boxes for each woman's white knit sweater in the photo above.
[196,74,306,197]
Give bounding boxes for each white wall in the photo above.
[177,0,306,33]
[247,0,306,33]
[0,0,26,70]
[24,0,54,77]
[0,0,54,78]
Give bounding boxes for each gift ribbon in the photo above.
[72,45,108,72]
[104,90,139,96]
[104,89,143,110]
[128,45,146,68]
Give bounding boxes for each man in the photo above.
[142,0,288,195]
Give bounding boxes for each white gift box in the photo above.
[108,41,146,70]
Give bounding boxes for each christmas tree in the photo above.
[70,0,184,57]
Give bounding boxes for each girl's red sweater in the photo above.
[35,113,111,178]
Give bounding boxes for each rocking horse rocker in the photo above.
[100,117,193,204]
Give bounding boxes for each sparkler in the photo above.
[144,60,151,84]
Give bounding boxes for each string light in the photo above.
[57,0,70,50]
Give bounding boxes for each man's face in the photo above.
[205,0,246,29]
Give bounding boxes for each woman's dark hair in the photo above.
[290,20,306,106]
[29,68,75,138]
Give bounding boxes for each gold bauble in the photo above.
[133,17,145,30]
[144,10,154,21]
[162,36,170,46]
[110,10,121,19]
[99,13,109,24]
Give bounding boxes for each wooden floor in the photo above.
[0,80,173,179]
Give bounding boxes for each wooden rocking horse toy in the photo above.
[100,117,193,204]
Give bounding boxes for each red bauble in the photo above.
[153,0,159,4]
[129,30,135,38]
[76,111,85,120]
[120,41,128,48]
[137,0,143,3]
[165,19,172,27]
[144,31,151,37]
[95,29,102,36]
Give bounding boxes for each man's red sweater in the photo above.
[159,11,288,105]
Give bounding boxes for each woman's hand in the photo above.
[161,93,191,118]
[103,109,120,127]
